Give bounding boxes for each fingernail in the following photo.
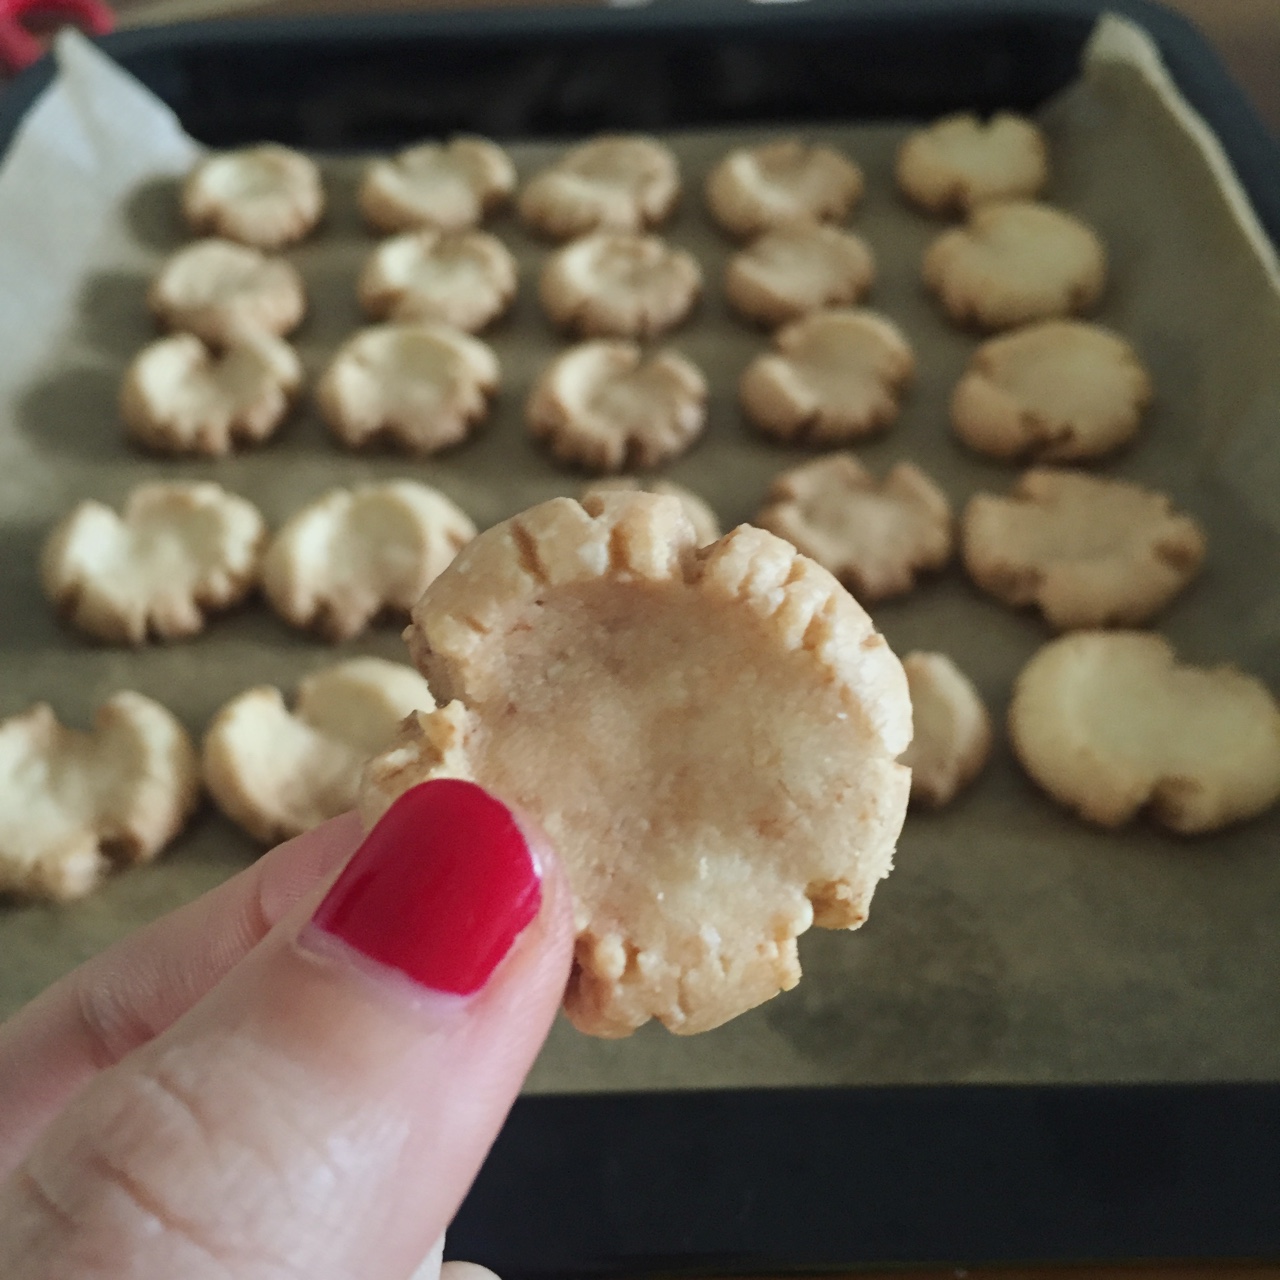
[305,779,541,997]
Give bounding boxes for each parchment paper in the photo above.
[2,20,1279,1089]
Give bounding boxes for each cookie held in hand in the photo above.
[706,140,863,240]
[43,482,266,645]
[527,340,707,472]
[0,693,199,901]
[1010,632,1280,834]
[896,112,1048,214]
[263,481,476,642]
[756,453,953,601]
[361,491,911,1037]
[899,652,993,808]
[183,145,324,249]
[204,658,434,845]
[149,238,306,346]
[924,201,1106,330]
[359,137,516,234]
[519,136,680,239]
[318,323,499,454]
[740,308,914,445]
[121,332,303,455]
[962,469,1205,630]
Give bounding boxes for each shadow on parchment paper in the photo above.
[77,271,152,361]
[766,875,1010,1082]
[124,176,184,253]
[17,365,123,463]
[0,525,63,656]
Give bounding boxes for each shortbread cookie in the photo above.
[357,229,518,331]
[1010,632,1280,834]
[924,201,1106,330]
[706,140,863,240]
[318,323,499,454]
[204,658,434,845]
[42,482,267,646]
[527,341,706,472]
[756,453,953,601]
[263,481,476,642]
[962,469,1205,631]
[725,223,875,327]
[0,693,199,901]
[899,652,993,808]
[518,135,680,239]
[582,477,720,547]
[182,145,324,250]
[359,137,516,234]
[361,492,912,1036]
[121,332,302,455]
[897,112,1048,214]
[739,308,914,444]
[540,232,701,339]
[951,320,1152,462]
[148,238,305,345]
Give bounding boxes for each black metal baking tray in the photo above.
[3,0,1280,1273]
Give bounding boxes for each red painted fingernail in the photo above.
[308,779,541,997]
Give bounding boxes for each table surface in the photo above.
[19,1,1280,1277]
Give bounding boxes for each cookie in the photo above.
[357,229,518,331]
[318,323,499,454]
[539,232,701,339]
[204,658,434,845]
[148,238,306,346]
[962,469,1206,631]
[756,453,953,601]
[527,341,707,473]
[705,140,863,240]
[923,200,1106,330]
[896,112,1049,214]
[42,482,267,646]
[1010,631,1280,834]
[359,137,517,235]
[0,693,199,901]
[739,308,914,444]
[518,135,680,240]
[121,331,302,455]
[182,144,324,250]
[361,491,912,1036]
[724,223,875,327]
[899,652,993,808]
[951,320,1152,462]
[582,477,720,547]
[262,481,476,642]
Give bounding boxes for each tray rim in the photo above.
[2,0,1279,1271]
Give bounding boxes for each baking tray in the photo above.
[3,0,1280,1272]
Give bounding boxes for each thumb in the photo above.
[0,779,574,1280]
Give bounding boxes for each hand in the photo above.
[0,779,574,1279]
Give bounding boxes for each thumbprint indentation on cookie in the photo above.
[740,308,914,445]
[962,469,1205,630]
[262,481,476,642]
[0,693,199,901]
[756,452,953,601]
[42,481,267,646]
[203,658,435,845]
[182,145,324,250]
[527,340,707,473]
[1009,631,1280,833]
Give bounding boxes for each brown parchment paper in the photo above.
[2,18,1279,1089]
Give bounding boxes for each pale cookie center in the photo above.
[998,498,1159,561]
[458,580,877,957]
[995,345,1135,420]
[791,486,923,566]
[356,334,464,409]
[786,332,896,404]
[204,155,292,204]
[387,158,477,214]
[385,240,492,294]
